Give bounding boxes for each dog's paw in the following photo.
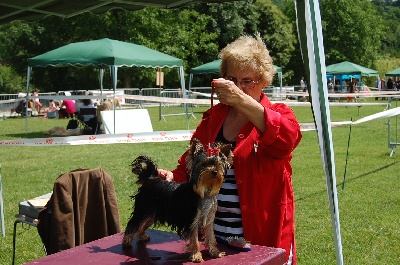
[190,252,204,263]
[122,236,132,248]
[209,249,225,258]
[138,233,150,241]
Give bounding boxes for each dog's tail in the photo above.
[130,155,158,184]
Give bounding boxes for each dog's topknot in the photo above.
[186,139,233,175]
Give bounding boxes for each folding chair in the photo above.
[77,108,99,134]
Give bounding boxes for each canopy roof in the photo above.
[385,67,400,76]
[326,61,378,77]
[28,38,182,68]
[0,0,234,24]
[190,59,282,75]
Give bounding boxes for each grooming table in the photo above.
[23,229,286,265]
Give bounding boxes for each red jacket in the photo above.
[172,93,302,263]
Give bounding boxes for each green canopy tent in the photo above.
[326,61,379,90]
[26,38,186,133]
[1,1,345,264]
[326,61,379,76]
[188,59,283,91]
[384,68,400,90]
[385,68,400,77]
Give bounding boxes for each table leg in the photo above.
[12,219,21,265]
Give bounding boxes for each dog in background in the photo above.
[122,138,233,263]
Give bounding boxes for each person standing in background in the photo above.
[387,78,394,90]
[300,76,306,90]
[32,89,42,115]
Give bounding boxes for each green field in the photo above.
[0,100,399,264]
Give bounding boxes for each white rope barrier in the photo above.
[1,92,395,107]
[1,107,399,146]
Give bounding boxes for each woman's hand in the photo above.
[212,78,243,106]
[157,168,174,182]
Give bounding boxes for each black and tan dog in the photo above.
[122,138,232,263]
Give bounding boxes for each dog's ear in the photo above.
[130,155,158,184]
[186,138,204,173]
[216,142,233,168]
[218,143,232,158]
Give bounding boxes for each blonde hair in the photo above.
[219,33,275,85]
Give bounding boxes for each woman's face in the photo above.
[225,64,266,101]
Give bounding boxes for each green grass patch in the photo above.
[0,100,399,264]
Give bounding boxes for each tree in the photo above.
[282,0,308,85]
[191,1,256,50]
[0,7,219,91]
[320,0,386,67]
[253,0,297,83]
[371,0,400,55]
[0,65,26,94]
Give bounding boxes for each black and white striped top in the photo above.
[214,168,244,241]
[214,128,244,241]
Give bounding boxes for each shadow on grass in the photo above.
[4,132,51,139]
[295,161,398,202]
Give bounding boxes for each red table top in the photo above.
[24,229,286,265]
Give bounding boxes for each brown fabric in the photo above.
[37,168,121,255]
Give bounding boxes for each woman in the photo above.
[59,99,76,118]
[347,78,358,102]
[158,34,302,264]
[79,98,96,122]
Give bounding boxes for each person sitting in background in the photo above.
[88,92,99,107]
[74,91,85,116]
[44,99,60,118]
[79,98,96,122]
[78,98,98,134]
[48,100,59,113]
[59,99,76,118]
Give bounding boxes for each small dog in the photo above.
[122,138,233,263]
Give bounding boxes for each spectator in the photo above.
[79,98,96,122]
[300,76,306,90]
[48,100,59,113]
[347,78,358,102]
[378,79,386,90]
[74,91,85,115]
[59,99,76,118]
[32,89,42,115]
[395,78,400,90]
[387,78,394,90]
[328,78,334,93]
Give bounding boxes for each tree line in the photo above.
[0,0,398,94]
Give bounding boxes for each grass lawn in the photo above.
[0,99,399,265]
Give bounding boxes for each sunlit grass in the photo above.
[0,100,399,264]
